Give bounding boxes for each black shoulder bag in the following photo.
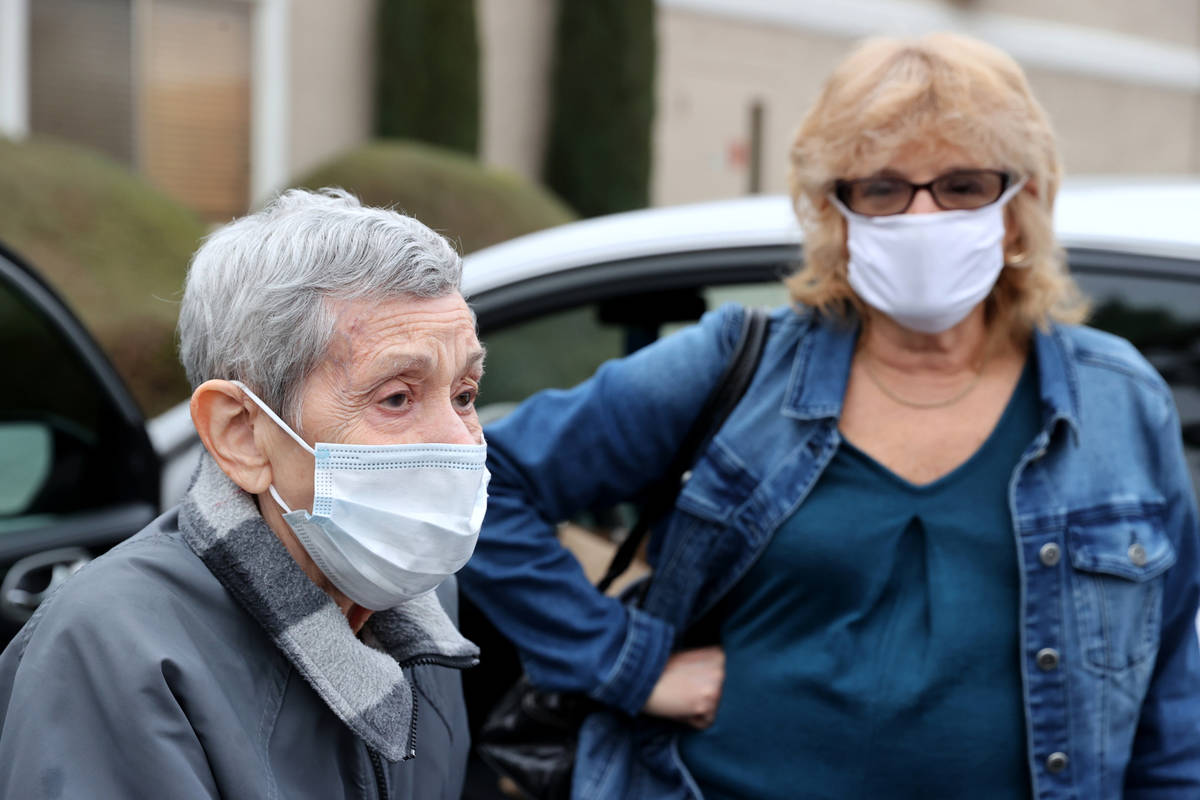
[475,308,770,800]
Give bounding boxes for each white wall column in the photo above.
[0,0,29,140]
[251,0,289,205]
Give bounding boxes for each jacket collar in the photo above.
[781,310,1082,439]
[1031,323,1083,441]
[178,454,478,761]
[781,311,856,421]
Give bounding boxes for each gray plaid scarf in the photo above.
[178,453,479,761]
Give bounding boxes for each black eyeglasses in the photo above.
[834,169,1011,216]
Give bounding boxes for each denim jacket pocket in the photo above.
[1067,509,1176,672]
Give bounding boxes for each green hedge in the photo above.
[544,0,656,217]
[0,137,205,417]
[0,136,571,418]
[376,0,480,155]
[293,140,575,254]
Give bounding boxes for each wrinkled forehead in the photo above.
[322,292,478,368]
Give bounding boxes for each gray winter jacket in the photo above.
[0,454,479,799]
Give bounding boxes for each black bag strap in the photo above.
[596,307,770,593]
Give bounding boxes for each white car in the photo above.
[4,179,1200,643]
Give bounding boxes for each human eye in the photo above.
[935,170,1002,207]
[842,177,907,215]
[861,178,902,198]
[942,174,986,196]
[379,390,410,410]
[454,385,478,410]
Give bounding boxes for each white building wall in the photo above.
[652,0,1200,205]
[286,0,377,184]
[0,0,29,139]
[966,0,1200,50]
[477,0,555,179]
[653,10,849,205]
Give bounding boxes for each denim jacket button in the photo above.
[1128,542,1148,567]
[1036,648,1060,671]
[1038,542,1061,567]
[1045,752,1069,773]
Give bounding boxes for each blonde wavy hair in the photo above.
[787,33,1088,335]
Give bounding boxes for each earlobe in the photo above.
[191,380,273,494]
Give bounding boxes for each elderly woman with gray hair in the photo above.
[0,189,487,799]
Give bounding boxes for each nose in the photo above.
[906,187,940,214]
[421,399,478,445]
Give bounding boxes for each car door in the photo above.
[0,242,160,646]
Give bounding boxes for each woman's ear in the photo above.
[191,379,273,494]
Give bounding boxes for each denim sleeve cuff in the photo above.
[588,606,675,717]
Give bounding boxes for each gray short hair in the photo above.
[178,188,464,422]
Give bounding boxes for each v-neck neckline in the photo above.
[837,354,1036,493]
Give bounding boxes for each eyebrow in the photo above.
[370,346,487,379]
[872,164,981,179]
[466,347,487,376]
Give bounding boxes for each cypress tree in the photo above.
[375,0,480,155]
[543,0,656,217]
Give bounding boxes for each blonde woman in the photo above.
[462,34,1200,799]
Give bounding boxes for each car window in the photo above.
[0,266,142,528]
[479,306,625,409]
[0,423,53,515]
[658,282,792,338]
[479,281,793,412]
[699,282,791,312]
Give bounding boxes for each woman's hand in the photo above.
[642,646,725,729]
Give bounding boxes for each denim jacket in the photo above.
[460,303,1200,799]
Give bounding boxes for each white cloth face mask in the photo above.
[830,180,1026,334]
[232,381,489,610]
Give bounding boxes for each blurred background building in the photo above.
[1,0,1198,220]
[0,0,371,219]
[486,0,1200,205]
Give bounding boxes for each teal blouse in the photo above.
[678,359,1039,799]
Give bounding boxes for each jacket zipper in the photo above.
[401,654,479,763]
[398,653,479,670]
[367,653,478,794]
[369,747,389,799]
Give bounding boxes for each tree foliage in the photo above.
[0,137,204,415]
[294,140,574,255]
[376,0,480,155]
[543,0,656,217]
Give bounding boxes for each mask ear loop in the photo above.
[267,486,295,515]
[999,178,1031,267]
[230,380,316,455]
[230,380,313,515]
[996,177,1028,207]
[827,192,860,221]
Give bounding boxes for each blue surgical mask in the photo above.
[233,381,489,610]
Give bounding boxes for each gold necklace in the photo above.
[860,347,992,409]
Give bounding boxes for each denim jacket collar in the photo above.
[782,312,856,421]
[1032,324,1082,442]
[780,310,1082,440]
